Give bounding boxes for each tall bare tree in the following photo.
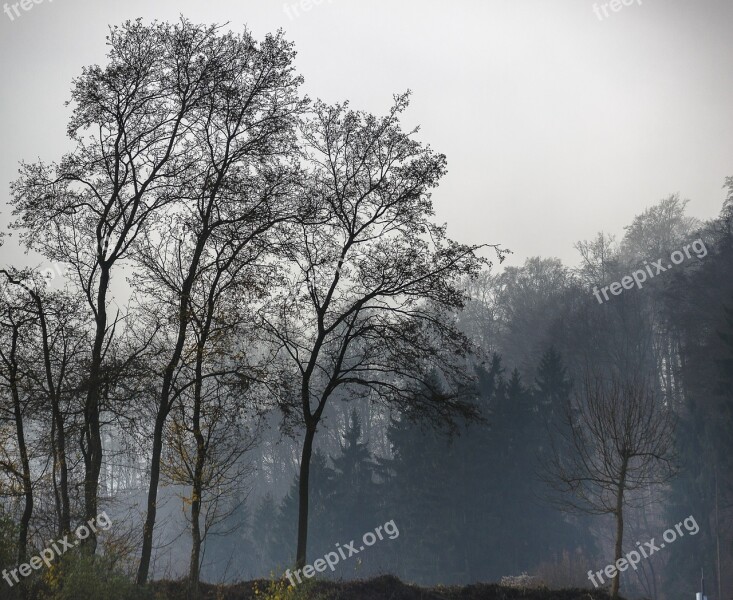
[151,225,276,597]
[128,21,306,583]
[261,93,506,568]
[9,18,223,547]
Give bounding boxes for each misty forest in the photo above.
[0,17,731,600]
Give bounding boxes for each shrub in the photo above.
[253,576,324,600]
[533,549,596,589]
[39,552,150,600]
[500,572,542,589]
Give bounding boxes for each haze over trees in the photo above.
[0,16,731,600]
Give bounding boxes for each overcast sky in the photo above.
[1,0,732,271]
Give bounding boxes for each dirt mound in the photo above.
[152,575,617,600]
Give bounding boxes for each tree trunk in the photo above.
[188,480,203,600]
[137,411,166,585]
[188,345,207,600]
[83,265,110,552]
[35,290,71,535]
[138,234,209,585]
[296,424,316,569]
[611,462,628,600]
[13,392,32,569]
[9,328,32,577]
[53,399,71,535]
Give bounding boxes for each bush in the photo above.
[39,552,150,600]
[533,550,596,589]
[253,576,323,600]
[500,572,543,589]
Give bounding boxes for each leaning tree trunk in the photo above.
[137,410,167,585]
[138,234,209,585]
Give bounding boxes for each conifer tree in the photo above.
[378,376,465,584]
[276,451,335,563]
[330,410,379,540]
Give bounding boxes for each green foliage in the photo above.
[253,577,323,600]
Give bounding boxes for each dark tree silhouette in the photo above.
[546,375,676,599]
[261,93,506,568]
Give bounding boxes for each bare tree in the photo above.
[261,93,506,568]
[0,269,89,538]
[127,19,306,582]
[0,275,42,583]
[546,375,677,599]
[9,18,223,548]
[152,241,272,598]
[162,374,257,599]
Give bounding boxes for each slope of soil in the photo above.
[152,575,618,600]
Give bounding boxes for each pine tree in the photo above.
[275,450,336,565]
[330,410,379,540]
[251,493,280,574]
[532,347,594,569]
[535,346,572,418]
[492,368,537,575]
[454,354,505,581]
[376,374,466,585]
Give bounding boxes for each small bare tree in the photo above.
[1,269,87,538]
[162,374,257,600]
[546,375,676,599]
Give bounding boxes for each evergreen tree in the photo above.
[454,355,505,581]
[377,374,466,585]
[535,346,573,418]
[275,450,336,565]
[491,367,537,575]
[250,493,280,575]
[532,347,595,570]
[330,410,379,539]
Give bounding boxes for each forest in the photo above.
[0,16,731,600]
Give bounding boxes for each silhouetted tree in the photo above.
[261,93,505,568]
[547,375,676,599]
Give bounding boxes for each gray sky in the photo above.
[2,0,732,270]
